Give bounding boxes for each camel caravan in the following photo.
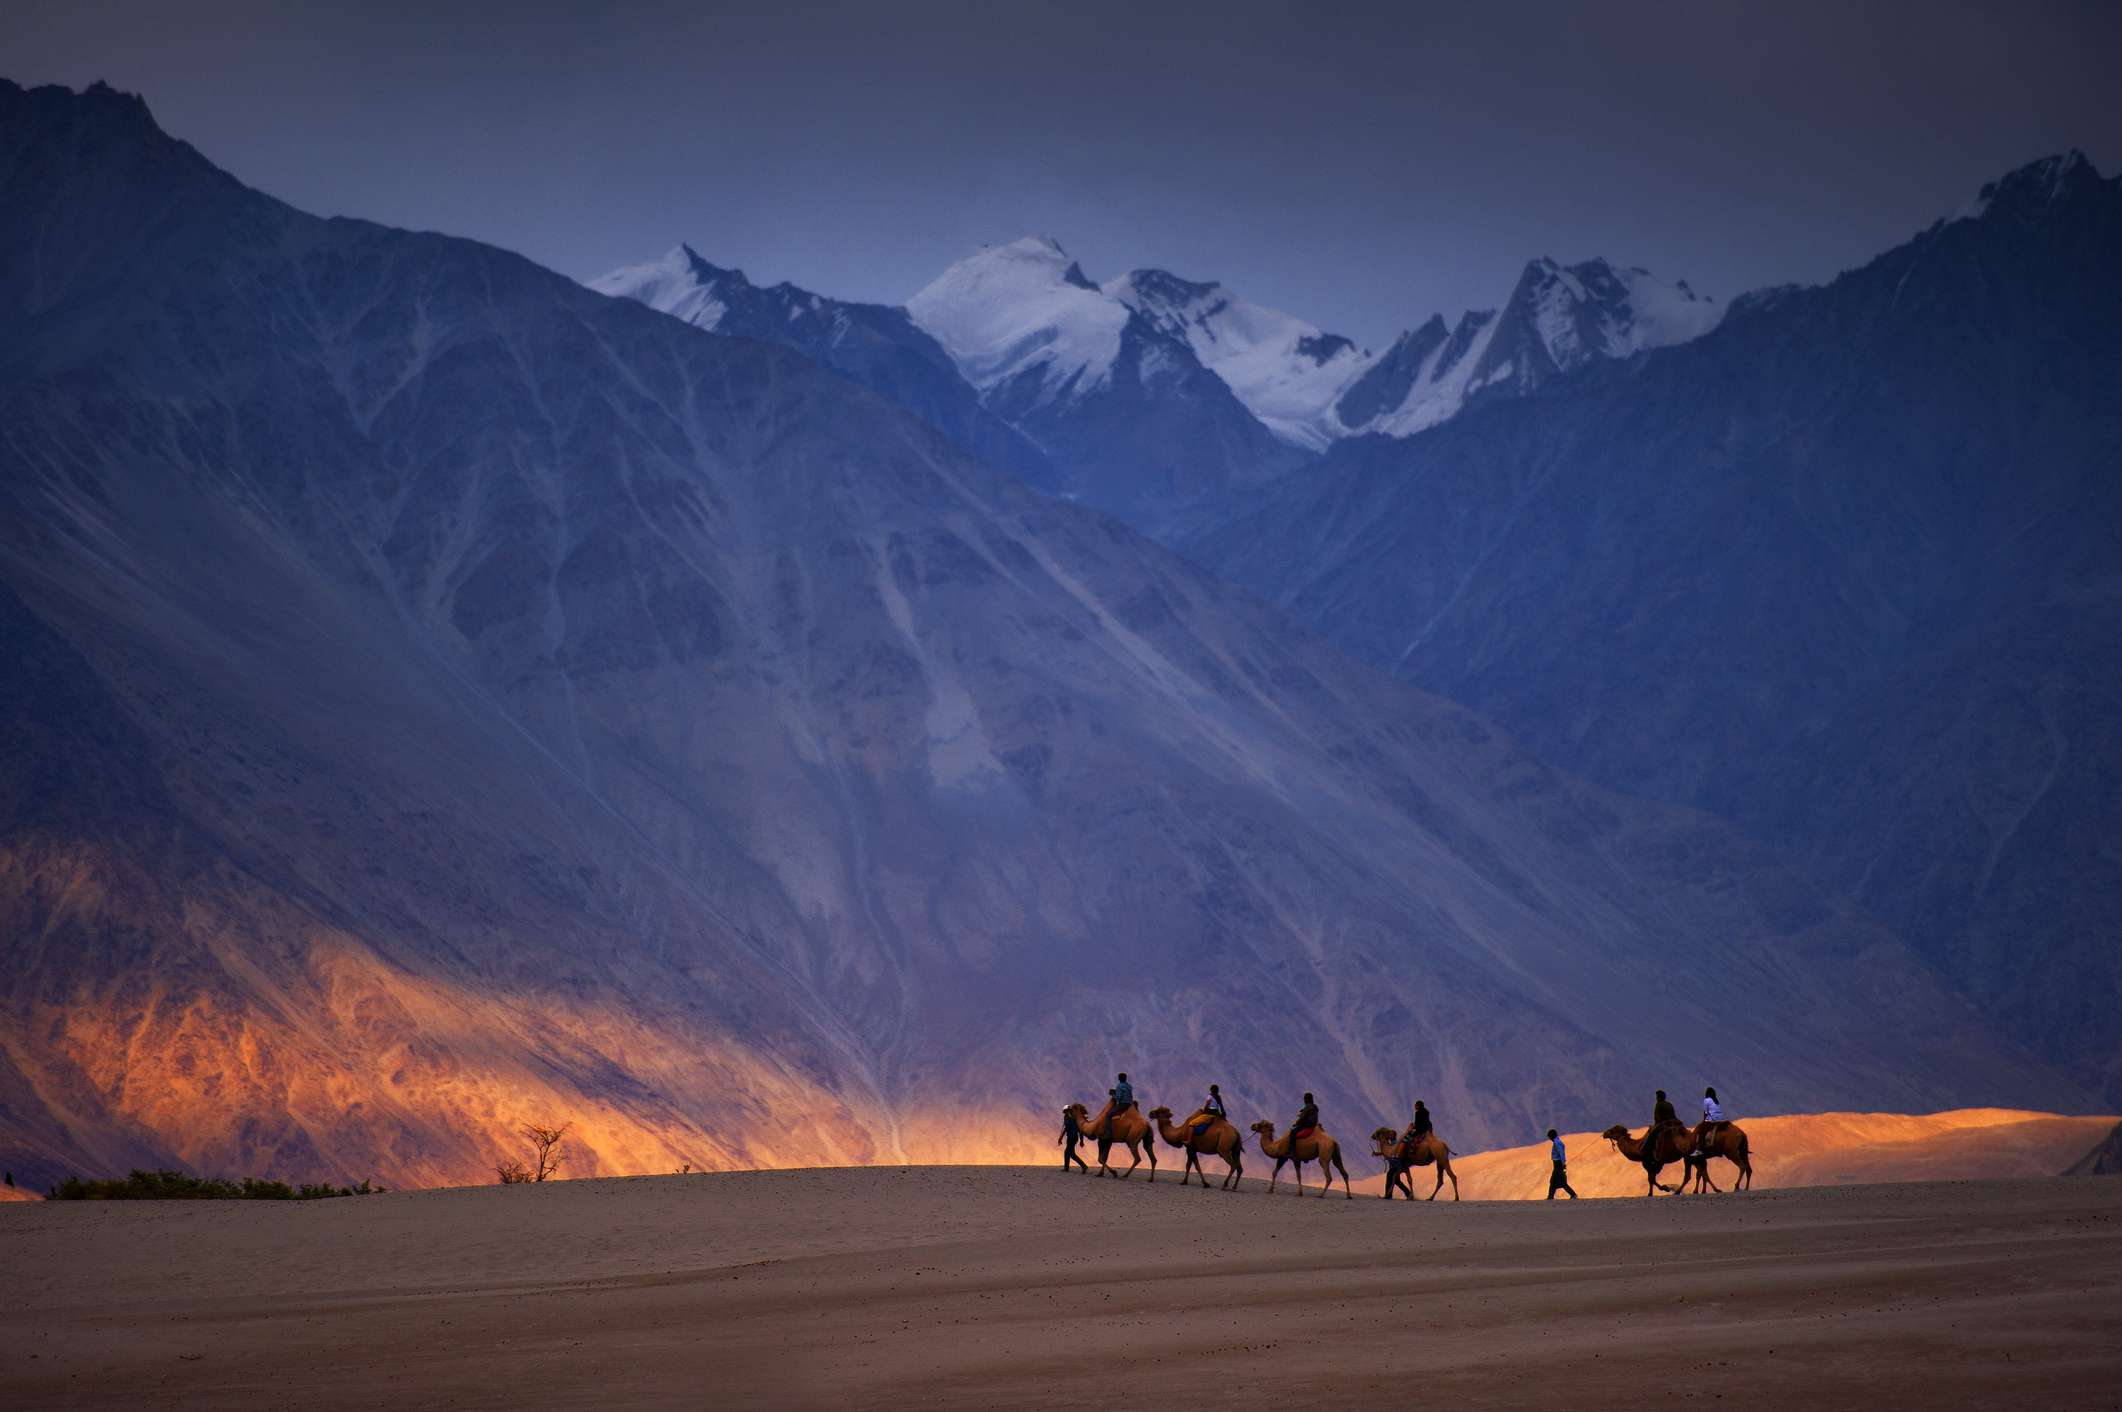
[1059,1077,1753,1200]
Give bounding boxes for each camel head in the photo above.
[1370,1126,1400,1146]
[1249,1120,1276,1138]
[1600,1124,1631,1144]
[1147,1106,1173,1122]
[1065,1102,1089,1122]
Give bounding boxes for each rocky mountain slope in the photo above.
[0,80,2084,1192]
[588,243,1059,494]
[1187,151,2122,1104]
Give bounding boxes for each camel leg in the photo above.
[1446,1161,1459,1201]
[1148,1139,1157,1182]
[1332,1154,1351,1199]
[1428,1165,1444,1201]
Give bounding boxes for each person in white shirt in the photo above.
[1694,1087,1728,1157]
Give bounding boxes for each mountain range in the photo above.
[596,233,1719,532]
[1186,150,2122,1105]
[0,78,2092,1191]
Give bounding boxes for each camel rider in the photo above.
[1113,1073,1135,1114]
[1290,1092,1320,1151]
[1193,1084,1227,1140]
[1647,1089,1681,1161]
[1403,1100,1434,1158]
[1695,1087,1727,1153]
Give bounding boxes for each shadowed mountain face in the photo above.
[1187,152,2122,1103]
[587,244,1061,495]
[0,82,2085,1190]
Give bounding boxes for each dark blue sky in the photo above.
[6,0,2120,345]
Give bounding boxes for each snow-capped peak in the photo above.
[1106,268,1372,451]
[1517,256,1722,369]
[906,237,1129,397]
[587,243,750,331]
[1336,257,1719,439]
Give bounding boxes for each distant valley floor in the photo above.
[4,1165,2120,1409]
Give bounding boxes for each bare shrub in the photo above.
[495,1121,571,1184]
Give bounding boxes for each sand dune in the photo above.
[1375,1107,2122,1200]
[5,1163,2119,1410]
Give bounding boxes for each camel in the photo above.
[1249,1120,1353,1199]
[1067,1101,1158,1181]
[1368,1127,1460,1201]
[1681,1121,1755,1193]
[1601,1123,1709,1196]
[1148,1107,1245,1190]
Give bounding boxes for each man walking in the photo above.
[1546,1128,1578,1199]
[1059,1105,1088,1172]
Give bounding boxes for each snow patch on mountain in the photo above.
[1106,269,1374,451]
[588,244,736,330]
[906,237,1129,400]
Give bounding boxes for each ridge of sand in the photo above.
[3,1166,2119,1409]
[1366,1106,2122,1200]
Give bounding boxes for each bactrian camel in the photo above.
[1681,1121,1754,1193]
[1148,1106,1245,1190]
[1249,1120,1352,1199]
[1369,1127,1460,1201]
[1601,1123,1710,1197]
[1069,1101,1158,1181]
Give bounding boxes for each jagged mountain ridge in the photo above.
[596,239,1717,532]
[0,81,2084,1192]
[1185,150,2122,1103]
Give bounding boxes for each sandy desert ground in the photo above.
[4,1161,2120,1410]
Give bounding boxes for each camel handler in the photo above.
[1694,1087,1727,1155]
[1546,1129,1578,1199]
[1059,1105,1088,1172]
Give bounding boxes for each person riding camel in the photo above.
[1407,1100,1434,1146]
[1646,1088,1682,1161]
[1694,1087,1727,1154]
[1113,1073,1135,1112]
[1291,1092,1320,1146]
[1192,1084,1227,1140]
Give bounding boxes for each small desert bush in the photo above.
[47,1169,385,1201]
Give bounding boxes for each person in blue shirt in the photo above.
[1058,1105,1088,1172]
[1546,1128,1578,1200]
[1112,1072,1135,1113]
